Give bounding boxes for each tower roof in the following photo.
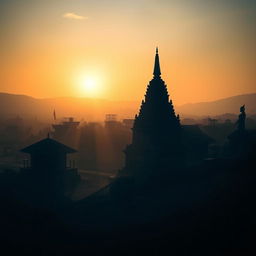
[134,48,180,133]
[153,47,161,77]
[21,137,77,154]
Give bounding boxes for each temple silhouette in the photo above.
[121,48,183,181]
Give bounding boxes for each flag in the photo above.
[53,109,56,120]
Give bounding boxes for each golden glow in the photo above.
[1,1,255,104]
[75,71,104,98]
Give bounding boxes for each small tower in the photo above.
[20,136,80,206]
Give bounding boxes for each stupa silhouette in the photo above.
[121,48,183,181]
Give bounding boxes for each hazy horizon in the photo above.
[1,90,256,106]
[1,91,255,122]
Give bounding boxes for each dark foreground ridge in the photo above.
[1,157,255,255]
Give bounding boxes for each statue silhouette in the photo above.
[236,105,246,131]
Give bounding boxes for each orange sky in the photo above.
[1,0,256,105]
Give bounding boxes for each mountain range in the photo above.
[0,92,255,121]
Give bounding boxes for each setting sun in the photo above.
[82,77,98,94]
[75,72,104,98]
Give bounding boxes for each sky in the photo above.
[0,0,256,105]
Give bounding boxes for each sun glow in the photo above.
[75,72,104,98]
[83,77,98,91]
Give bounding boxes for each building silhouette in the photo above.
[52,117,80,148]
[105,114,122,129]
[20,135,80,207]
[182,125,214,164]
[122,119,134,129]
[121,48,182,180]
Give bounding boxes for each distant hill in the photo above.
[0,92,255,121]
[0,93,139,121]
[176,93,256,117]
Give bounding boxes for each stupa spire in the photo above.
[121,48,183,178]
[153,47,161,78]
